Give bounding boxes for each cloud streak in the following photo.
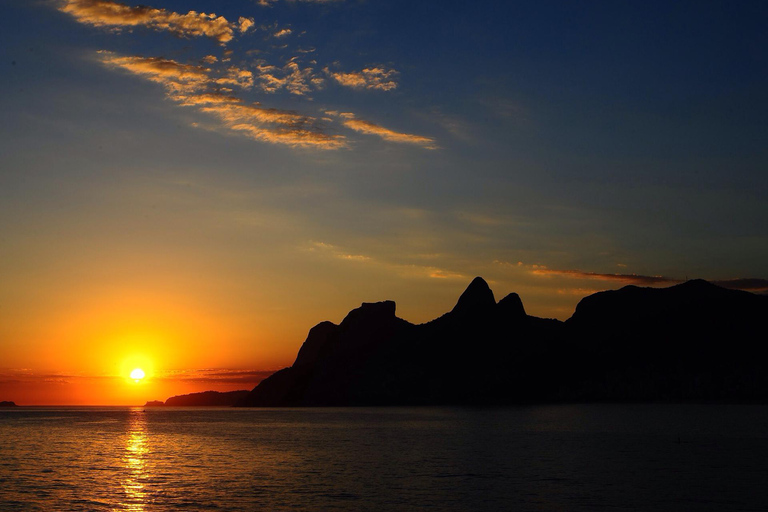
[712,278,768,292]
[530,267,678,286]
[153,369,276,384]
[60,0,236,43]
[342,116,436,148]
[308,241,467,280]
[328,67,398,91]
[527,264,768,292]
[102,53,346,149]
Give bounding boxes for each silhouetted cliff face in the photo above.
[565,279,768,401]
[0,401,17,407]
[240,278,768,407]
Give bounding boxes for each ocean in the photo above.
[2,405,768,511]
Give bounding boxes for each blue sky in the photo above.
[1,0,767,400]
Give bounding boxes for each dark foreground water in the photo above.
[2,405,768,511]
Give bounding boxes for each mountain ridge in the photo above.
[239,277,768,406]
[145,390,250,407]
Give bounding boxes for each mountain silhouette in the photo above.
[145,390,250,407]
[239,278,768,406]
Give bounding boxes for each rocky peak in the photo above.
[497,292,526,320]
[293,321,339,368]
[340,300,397,328]
[450,277,496,316]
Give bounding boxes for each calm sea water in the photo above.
[2,405,768,511]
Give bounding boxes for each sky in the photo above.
[1,0,767,404]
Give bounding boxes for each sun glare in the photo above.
[130,368,145,383]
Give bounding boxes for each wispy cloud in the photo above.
[274,28,292,38]
[103,53,346,149]
[238,17,255,34]
[530,267,678,286]
[154,368,275,384]
[0,368,275,385]
[520,262,768,293]
[254,59,324,95]
[60,0,236,43]
[341,115,437,148]
[712,278,768,292]
[327,67,398,91]
[102,54,211,95]
[308,241,467,280]
[197,101,346,149]
[60,0,435,151]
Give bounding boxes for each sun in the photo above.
[130,368,146,383]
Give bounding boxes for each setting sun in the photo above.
[130,368,145,383]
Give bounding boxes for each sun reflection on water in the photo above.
[122,408,149,511]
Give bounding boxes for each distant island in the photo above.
[0,401,17,407]
[145,390,249,407]
[239,277,768,406]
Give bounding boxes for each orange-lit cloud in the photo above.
[152,368,276,384]
[60,0,236,43]
[226,122,347,149]
[238,17,255,34]
[66,3,427,151]
[328,67,398,91]
[254,59,324,95]
[428,269,467,279]
[102,53,345,149]
[308,241,467,280]
[342,116,437,148]
[201,102,346,149]
[215,66,255,89]
[102,53,211,95]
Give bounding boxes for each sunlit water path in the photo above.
[2,405,768,510]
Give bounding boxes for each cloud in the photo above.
[327,67,398,91]
[0,368,276,387]
[200,102,347,149]
[341,116,436,149]
[64,2,421,151]
[102,53,211,95]
[175,92,242,106]
[103,53,346,149]
[225,121,347,149]
[60,0,236,43]
[309,241,369,262]
[238,17,255,34]
[308,241,467,280]
[524,263,768,293]
[154,368,276,384]
[215,66,255,90]
[428,269,467,279]
[712,278,768,292]
[254,59,324,96]
[530,267,679,286]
